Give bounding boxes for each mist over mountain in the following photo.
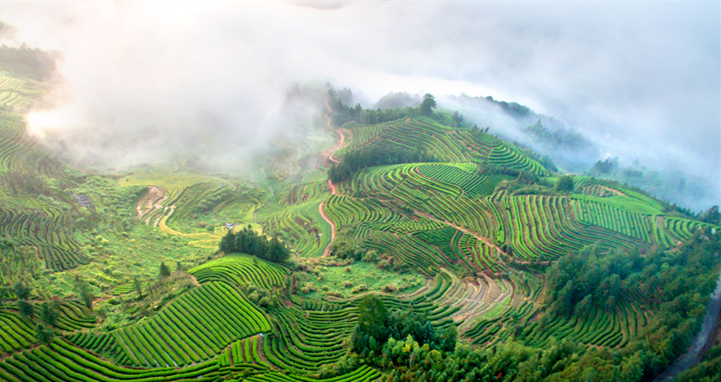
[1,4,721,382]
[363,89,717,211]
[0,1,716,209]
[435,93,718,211]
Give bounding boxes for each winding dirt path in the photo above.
[319,180,339,257]
[326,179,338,195]
[318,114,347,166]
[319,201,335,257]
[317,112,344,257]
[601,185,626,196]
[255,334,273,366]
[328,129,345,164]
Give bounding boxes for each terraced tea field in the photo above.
[311,115,720,364]
[0,112,88,272]
[0,70,719,382]
[189,254,290,290]
[338,117,549,176]
[0,72,46,113]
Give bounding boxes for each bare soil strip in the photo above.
[136,186,167,221]
[318,112,344,257]
[319,180,338,257]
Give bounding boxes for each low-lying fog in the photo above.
[0,2,718,210]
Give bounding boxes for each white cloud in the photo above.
[0,1,717,206]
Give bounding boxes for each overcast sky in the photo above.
[1,2,719,207]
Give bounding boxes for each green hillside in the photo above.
[0,73,719,382]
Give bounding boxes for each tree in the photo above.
[357,295,388,339]
[13,282,30,300]
[158,261,171,279]
[18,299,34,319]
[574,295,592,317]
[134,277,143,300]
[0,239,17,284]
[2,243,43,287]
[2,240,42,287]
[452,111,463,126]
[590,157,617,175]
[35,323,54,345]
[328,145,436,183]
[39,301,60,327]
[556,175,574,193]
[269,237,289,263]
[219,229,235,253]
[74,276,94,309]
[700,205,720,225]
[0,285,9,311]
[438,326,458,352]
[218,227,291,264]
[419,93,436,116]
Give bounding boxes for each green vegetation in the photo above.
[349,295,456,358]
[556,174,574,193]
[189,253,289,290]
[75,282,271,368]
[676,341,721,382]
[524,119,592,151]
[419,93,437,116]
[337,117,550,176]
[328,145,436,183]
[294,258,423,300]
[0,70,718,382]
[219,227,291,263]
[0,44,57,81]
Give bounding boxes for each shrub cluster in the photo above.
[219,226,290,263]
[328,146,436,184]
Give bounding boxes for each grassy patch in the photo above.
[297,260,424,300]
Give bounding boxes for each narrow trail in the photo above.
[319,202,333,257]
[319,180,338,257]
[601,185,626,196]
[412,207,551,267]
[188,274,201,287]
[653,266,721,381]
[328,129,345,164]
[413,209,510,259]
[255,334,273,366]
[321,113,347,165]
[326,179,338,195]
[318,112,343,257]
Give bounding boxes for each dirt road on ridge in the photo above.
[318,114,347,166]
[318,113,343,257]
[319,199,336,257]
